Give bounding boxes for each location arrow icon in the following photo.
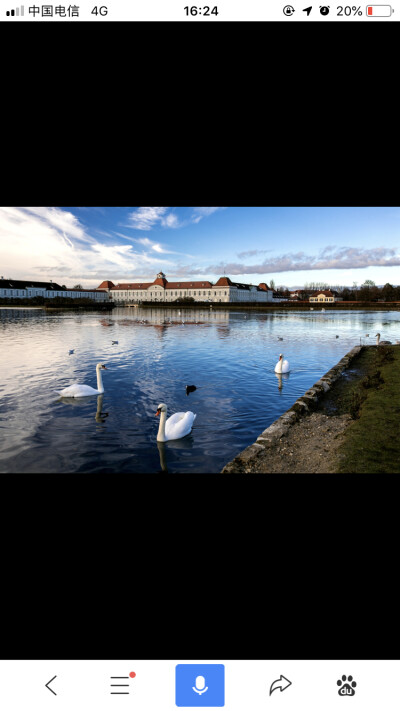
[45,675,57,696]
[269,675,292,695]
[303,5,312,12]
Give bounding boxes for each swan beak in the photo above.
[102,365,107,369]
[155,409,161,417]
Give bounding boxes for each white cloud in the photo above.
[127,206,225,230]
[0,207,173,288]
[191,207,225,223]
[127,207,169,230]
[202,246,400,276]
[161,213,178,228]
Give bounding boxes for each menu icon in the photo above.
[110,671,136,694]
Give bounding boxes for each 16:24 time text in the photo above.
[184,5,219,14]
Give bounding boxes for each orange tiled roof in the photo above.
[111,283,151,290]
[103,274,267,291]
[310,290,334,297]
[165,281,213,289]
[214,276,233,287]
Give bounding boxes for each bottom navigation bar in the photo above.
[0,660,396,710]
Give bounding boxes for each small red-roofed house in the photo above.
[309,290,337,303]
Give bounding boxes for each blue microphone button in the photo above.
[175,664,225,707]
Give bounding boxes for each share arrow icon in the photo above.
[303,5,312,12]
[269,675,292,695]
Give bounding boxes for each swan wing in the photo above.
[58,384,99,397]
[165,411,196,440]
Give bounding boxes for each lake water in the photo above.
[1,306,399,473]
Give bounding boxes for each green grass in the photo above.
[326,346,400,473]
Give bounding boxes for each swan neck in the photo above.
[157,410,167,441]
[96,368,104,393]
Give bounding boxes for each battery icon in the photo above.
[366,4,393,14]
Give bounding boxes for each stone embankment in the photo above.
[221,346,363,474]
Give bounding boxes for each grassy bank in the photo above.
[318,345,400,473]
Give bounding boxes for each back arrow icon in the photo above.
[269,675,292,695]
[303,5,312,12]
[45,676,57,696]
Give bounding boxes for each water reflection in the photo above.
[95,394,109,423]
[157,441,168,471]
[275,372,290,391]
[57,394,109,423]
[121,306,230,325]
[1,306,400,473]
[157,435,194,472]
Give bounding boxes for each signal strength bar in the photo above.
[6,5,24,14]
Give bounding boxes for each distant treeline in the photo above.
[293,282,400,302]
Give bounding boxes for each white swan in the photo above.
[155,403,196,442]
[56,363,107,397]
[274,353,290,373]
[375,332,392,345]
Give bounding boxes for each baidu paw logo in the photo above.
[337,675,357,696]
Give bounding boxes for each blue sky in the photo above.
[1,206,399,289]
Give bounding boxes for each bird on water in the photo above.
[274,353,290,373]
[56,363,107,397]
[155,403,196,441]
[375,332,392,345]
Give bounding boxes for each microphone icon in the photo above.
[193,675,208,695]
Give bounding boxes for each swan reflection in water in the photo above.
[275,372,290,391]
[157,435,194,472]
[57,394,109,423]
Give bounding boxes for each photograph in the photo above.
[1,205,400,474]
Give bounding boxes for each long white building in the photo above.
[97,272,278,303]
[0,277,108,301]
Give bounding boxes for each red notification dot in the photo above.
[129,672,136,678]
